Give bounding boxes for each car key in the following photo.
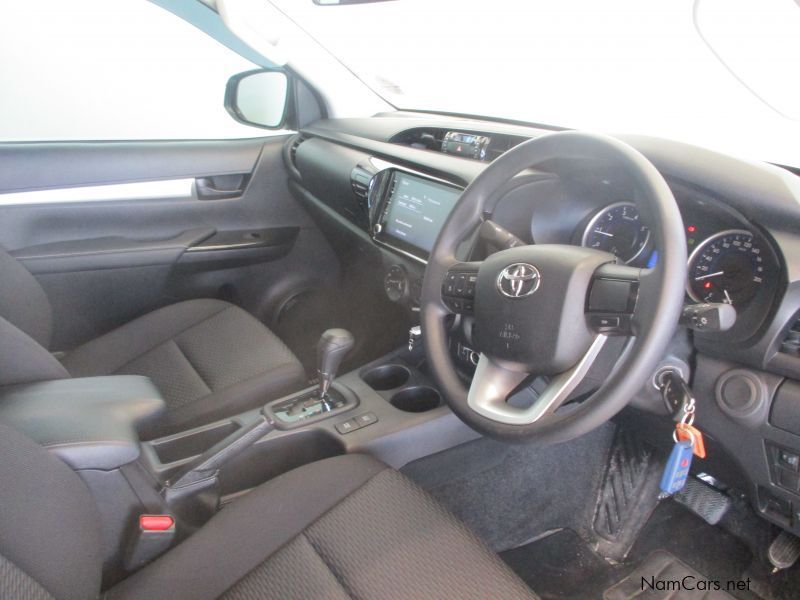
[660,439,694,495]
[657,369,694,419]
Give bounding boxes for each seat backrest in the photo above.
[0,246,70,386]
[0,422,103,600]
[0,246,54,349]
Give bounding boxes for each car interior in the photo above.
[1,1,800,599]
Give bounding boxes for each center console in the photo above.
[0,331,478,587]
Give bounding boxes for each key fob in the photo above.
[660,440,694,495]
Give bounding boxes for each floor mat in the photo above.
[501,529,626,599]
[604,550,734,599]
[628,499,753,589]
[403,423,615,552]
[501,501,763,600]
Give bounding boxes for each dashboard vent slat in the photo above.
[350,166,373,200]
[289,134,307,170]
[781,315,800,356]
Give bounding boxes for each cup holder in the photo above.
[362,364,411,391]
[390,386,442,413]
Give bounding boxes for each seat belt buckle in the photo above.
[124,514,176,571]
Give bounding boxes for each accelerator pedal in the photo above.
[768,530,800,573]
[674,476,731,526]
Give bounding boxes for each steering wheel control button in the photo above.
[588,278,636,313]
[589,315,620,330]
[442,267,479,314]
[335,418,361,435]
[496,263,540,298]
[588,313,631,335]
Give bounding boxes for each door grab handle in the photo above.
[195,174,249,199]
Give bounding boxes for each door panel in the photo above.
[0,136,339,350]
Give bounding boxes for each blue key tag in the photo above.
[660,439,693,495]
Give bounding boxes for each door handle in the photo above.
[195,174,249,200]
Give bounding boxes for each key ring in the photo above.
[673,423,696,447]
[680,397,696,427]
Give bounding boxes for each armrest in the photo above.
[0,376,165,470]
[10,227,215,274]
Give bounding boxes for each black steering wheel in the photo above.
[421,131,687,444]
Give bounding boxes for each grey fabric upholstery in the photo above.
[0,242,305,436]
[0,427,535,600]
[0,554,53,600]
[110,454,536,600]
[0,245,67,386]
[0,424,103,600]
[0,316,70,386]
[61,299,306,438]
[0,246,54,348]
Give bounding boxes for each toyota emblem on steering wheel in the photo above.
[497,263,541,298]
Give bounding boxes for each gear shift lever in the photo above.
[317,328,355,411]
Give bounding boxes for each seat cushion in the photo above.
[61,299,306,438]
[0,423,103,600]
[109,454,535,600]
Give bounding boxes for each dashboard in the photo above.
[287,112,800,537]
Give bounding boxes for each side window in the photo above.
[0,0,287,141]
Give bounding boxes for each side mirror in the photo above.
[225,70,289,129]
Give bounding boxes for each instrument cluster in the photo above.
[579,200,778,311]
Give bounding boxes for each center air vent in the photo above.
[781,315,800,356]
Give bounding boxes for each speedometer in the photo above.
[687,230,765,306]
[581,202,650,263]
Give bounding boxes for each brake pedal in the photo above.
[673,477,731,525]
[768,530,800,572]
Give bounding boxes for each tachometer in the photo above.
[687,230,765,306]
[581,202,650,263]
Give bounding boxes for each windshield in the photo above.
[275,0,800,168]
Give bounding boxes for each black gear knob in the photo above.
[317,329,355,401]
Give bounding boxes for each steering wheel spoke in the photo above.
[467,334,609,425]
[586,263,643,336]
[441,261,481,315]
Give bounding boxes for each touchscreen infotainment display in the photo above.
[382,173,461,256]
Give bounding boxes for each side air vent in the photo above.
[289,134,307,169]
[350,166,373,200]
[781,316,800,356]
[349,164,375,231]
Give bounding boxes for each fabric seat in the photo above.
[61,299,305,438]
[0,246,306,439]
[0,424,537,600]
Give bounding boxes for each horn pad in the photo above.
[474,245,613,374]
